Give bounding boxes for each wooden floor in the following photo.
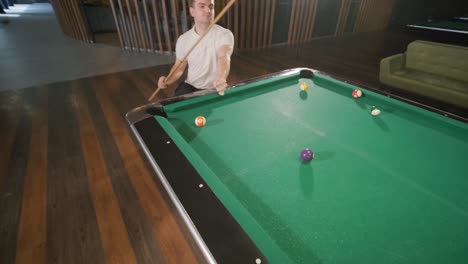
[0,30,463,264]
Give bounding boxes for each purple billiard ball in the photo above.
[300,148,314,162]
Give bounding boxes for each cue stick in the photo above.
[148,0,237,101]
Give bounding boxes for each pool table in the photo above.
[407,19,468,35]
[126,68,468,264]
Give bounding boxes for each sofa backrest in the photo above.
[405,40,468,82]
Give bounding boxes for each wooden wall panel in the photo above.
[246,0,252,49]
[116,0,131,48]
[142,0,155,51]
[160,0,173,52]
[134,0,147,50]
[306,0,319,40]
[354,0,395,33]
[108,0,182,52]
[109,0,125,48]
[108,0,277,52]
[335,0,352,36]
[151,0,164,52]
[50,0,93,43]
[268,0,276,45]
[262,0,271,47]
[102,0,395,53]
[288,0,319,44]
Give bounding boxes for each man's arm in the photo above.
[158,59,188,88]
[214,44,234,96]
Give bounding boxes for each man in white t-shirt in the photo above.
[157,0,234,96]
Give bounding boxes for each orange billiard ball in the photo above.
[195,116,206,127]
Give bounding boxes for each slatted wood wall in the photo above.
[50,0,94,43]
[103,0,396,52]
[335,0,353,36]
[287,0,319,44]
[108,0,278,52]
[108,0,190,52]
[354,0,396,32]
[220,0,277,49]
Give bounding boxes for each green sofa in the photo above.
[380,40,468,108]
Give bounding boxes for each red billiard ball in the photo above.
[352,89,363,98]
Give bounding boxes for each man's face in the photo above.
[190,0,215,25]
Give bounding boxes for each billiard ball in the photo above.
[195,116,206,127]
[300,148,314,162]
[352,89,363,98]
[300,82,309,91]
[370,106,381,116]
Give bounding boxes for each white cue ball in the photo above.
[371,108,381,116]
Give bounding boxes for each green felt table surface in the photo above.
[155,71,468,263]
[416,20,468,31]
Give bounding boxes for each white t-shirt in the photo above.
[176,24,234,89]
